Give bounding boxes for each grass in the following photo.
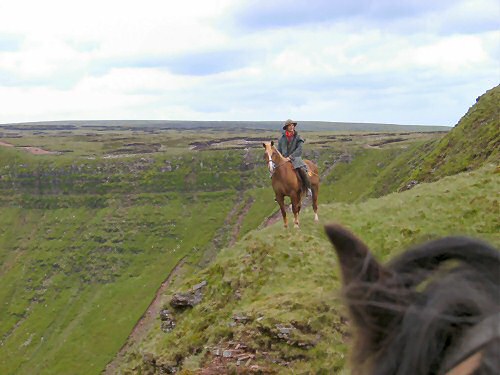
[0,193,238,375]
[118,165,499,374]
[410,84,499,182]
[1,108,497,374]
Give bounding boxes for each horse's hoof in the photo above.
[314,214,319,222]
[294,224,300,229]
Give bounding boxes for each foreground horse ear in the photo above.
[271,140,274,146]
[262,143,266,148]
[324,223,387,285]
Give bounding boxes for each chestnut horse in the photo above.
[263,141,319,228]
[325,223,500,375]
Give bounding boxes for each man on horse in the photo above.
[277,119,312,197]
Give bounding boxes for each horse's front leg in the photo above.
[312,184,319,222]
[291,194,301,229]
[276,194,288,228]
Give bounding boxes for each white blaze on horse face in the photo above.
[265,145,275,173]
[268,156,274,173]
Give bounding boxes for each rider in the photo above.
[277,119,312,196]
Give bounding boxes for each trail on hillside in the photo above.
[104,195,254,373]
[228,197,254,247]
[0,140,59,154]
[104,173,338,371]
[0,140,14,147]
[104,257,187,374]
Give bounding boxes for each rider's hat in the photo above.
[283,119,297,130]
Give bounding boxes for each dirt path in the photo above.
[0,140,15,147]
[104,196,256,373]
[228,197,254,247]
[261,196,315,228]
[20,146,59,155]
[0,140,59,155]
[261,206,284,227]
[104,256,187,374]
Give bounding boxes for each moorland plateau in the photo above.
[0,85,498,374]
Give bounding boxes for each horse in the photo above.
[262,141,320,228]
[325,223,500,375]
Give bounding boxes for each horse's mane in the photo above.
[326,225,500,375]
[271,144,285,160]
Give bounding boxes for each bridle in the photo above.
[265,150,289,177]
[266,151,275,174]
[442,313,500,375]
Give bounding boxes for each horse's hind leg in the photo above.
[276,194,288,228]
[312,185,319,222]
[291,194,301,229]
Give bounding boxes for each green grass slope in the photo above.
[0,193,237,375]
[319,139,439,203]
[119,165,499,374]
[0,119,486,374]
[408,85,500,183]
[0,143,283,375]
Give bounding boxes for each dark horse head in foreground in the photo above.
[263,141,320,228]
[325,224,500,375]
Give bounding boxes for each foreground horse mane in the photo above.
[325,224,500,375]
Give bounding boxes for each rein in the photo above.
[266,151,290,177]
[443,313,500,374]
[272,159,290,170]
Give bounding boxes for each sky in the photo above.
[0,0,498,126]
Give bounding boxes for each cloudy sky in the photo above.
[0,0,498,126]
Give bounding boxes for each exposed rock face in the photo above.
[232,314,250,324]
[400,179,419,192]
[141,353,179,374]
[159,309,176,333]
[170,280,207,309]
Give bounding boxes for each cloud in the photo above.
[230,0,457,30]
[97,49,254,76]
[437,0,500,34]
[0,34,22,51]
[230,0,499,35]
[0,0,498,125]
[162,50,251,76]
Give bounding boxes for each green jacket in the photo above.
[277,131,306,169]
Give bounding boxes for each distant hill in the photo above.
[408,85,499,183]
[0,120,450,133]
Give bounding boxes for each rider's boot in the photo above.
[297,167,312,197]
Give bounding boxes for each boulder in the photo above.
[159,309,175,333]
[170,280,207,309]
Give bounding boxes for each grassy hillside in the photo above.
[0,117,478,374]
[319,139,438,202]
[408,85,500,183]
[118,165,499,374]
[0,193,240,375]
[1,133,304,374]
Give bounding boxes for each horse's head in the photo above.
[262,141,277,174]
[325,223,500,375]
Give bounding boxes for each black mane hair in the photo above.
[325,224,500,375]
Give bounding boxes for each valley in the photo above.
[0,85,498,374]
